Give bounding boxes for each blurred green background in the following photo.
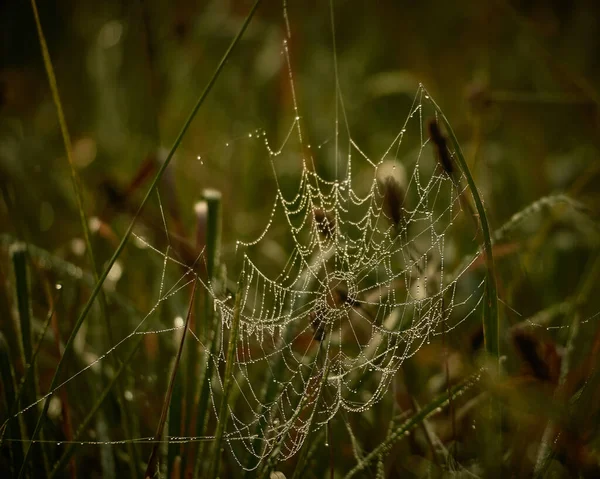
[1,0,600,477]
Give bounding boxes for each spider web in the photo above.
[168,18,488,467]
[1,1,491,474]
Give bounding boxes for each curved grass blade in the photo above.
[425,90,499,361]
[344,371,482,478]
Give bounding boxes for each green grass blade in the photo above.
[18,1,262,475]
[0,285,59,442]
[206,278,244,479]
[30,0,144,472]
[427,91,501,471]
[344,372,481,478]
[426,91,499,360]
[10,243,48,476]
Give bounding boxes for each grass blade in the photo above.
[426,92,499,360]
[191,191,222,477]
[10,243,48,476]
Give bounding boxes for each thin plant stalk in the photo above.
[145,280,197,479]
[18,1,262,475]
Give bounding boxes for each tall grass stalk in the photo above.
[192,191,222,477]
[29,0,141,473]
[17,1,262,476]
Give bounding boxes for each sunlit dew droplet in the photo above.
[124,390,134,401]
[55,283,63,290]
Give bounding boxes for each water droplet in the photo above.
[55,283,63,290]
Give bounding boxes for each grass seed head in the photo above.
[428,118,454,177]
[379,175,404,226]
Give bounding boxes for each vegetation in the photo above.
[1,0,599,477]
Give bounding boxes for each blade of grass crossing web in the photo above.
[206,278,245,479]
[344,372,481,478]
[145,281,197,479]
[18,2,263,476]
[30,0,141,473]
[425,90,499,360]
